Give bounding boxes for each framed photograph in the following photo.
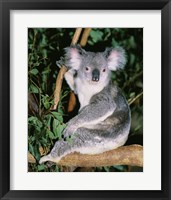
[0,0,170,199]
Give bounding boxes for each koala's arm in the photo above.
[62,92,116,137]
[56,57,76,92]
[78,97,115,125]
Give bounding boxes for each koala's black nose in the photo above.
[92,69,100,82]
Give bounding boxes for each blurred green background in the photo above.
[28,28,143,172]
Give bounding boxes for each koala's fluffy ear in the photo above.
[104,47,127,71]
[64,45,86,70]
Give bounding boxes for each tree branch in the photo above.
[71,28,83,45]
[51,28,83,110]
[46,145,143,167]
[67,91,77,112]
[128,92,143,106]
[80,28,91,47]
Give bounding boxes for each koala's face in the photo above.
[65,45,126,85]
[79,52,110,85]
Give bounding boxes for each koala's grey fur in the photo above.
[39,45,131,164]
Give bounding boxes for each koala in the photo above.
[39,45,131,164]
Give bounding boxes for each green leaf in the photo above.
[90,30,103,43]
[51,111,63,122]
[56,115,63,122]
[42,49,47,58]
[44,101,50,109]
[38,164,45,171]
[42,68,51,75]
[29,84,39,93]
[129,53,136,66]
[28,116,37,123]
[40,137,47,144]
[47,129,55,139]
[28,116,43,130]
[51,111,59,118]
[113,165,125,171]
[57,104,64,115]
[104,166,110,172]
[129,36,136,49]
[130,92,135,98]
[29,143,35,156]
[53,121,65,139]
[41,34,47,46]
[46,115,52,127]
[56,124,65,139]
[34,146,41,161]
[112,38,119,47]
[87,40,94,46]
[60,90,70,101]
[30,136,35,142]
[30,68,39,75]
[41,95,50,109]
[55,165,60,172]
[35,126,41,132]
[53,119,59,134]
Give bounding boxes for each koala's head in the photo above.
[64,45,127,85]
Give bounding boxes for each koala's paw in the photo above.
[62,125,76,138]
[56,56,65,68]
[51,140,68,158]
[62,128,72,138]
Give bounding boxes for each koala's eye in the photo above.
[102,69,106,72]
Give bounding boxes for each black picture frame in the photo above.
[0,0,170,199]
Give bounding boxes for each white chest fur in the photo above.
[75,77,105,110]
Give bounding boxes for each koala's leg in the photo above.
[49,128,103,161]
[39,127,128,164]
[72,127,129,155]
[39,128,104,164]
